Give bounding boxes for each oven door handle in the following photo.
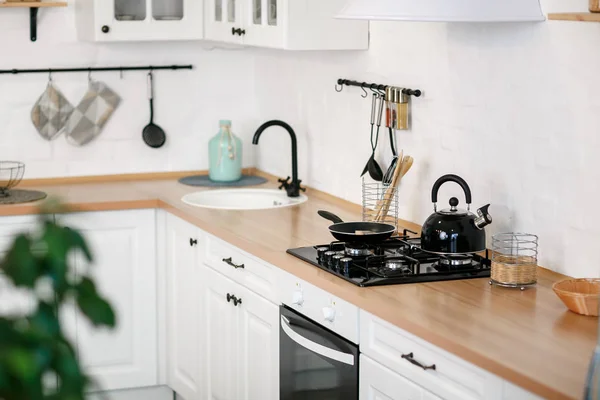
[280,316,355,366]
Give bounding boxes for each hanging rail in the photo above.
[0,64,194,75]
[336,78,422,98]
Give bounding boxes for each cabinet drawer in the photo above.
[205,235,277,304]
[360,354,424,400]
[360,311,502,400]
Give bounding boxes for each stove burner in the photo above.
[344,243,373,257]
[440,254,473,267]
[385,260,406,270]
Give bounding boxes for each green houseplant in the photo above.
[0,204,116,400]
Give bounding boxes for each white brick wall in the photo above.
[0,0,598,278]
[0,3,260,178]
[252,0,600,278]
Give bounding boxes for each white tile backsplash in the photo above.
[0,0,598,277]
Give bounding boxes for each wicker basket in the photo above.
[490,233,538,290]
[553,279,600,316]
[591,0,600,12]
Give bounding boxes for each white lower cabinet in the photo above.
[204,266,279,400]
[166,214,205,400]
[360,354,440,400]
[61,210,159,392]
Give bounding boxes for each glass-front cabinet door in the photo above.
[95,0,203,41]
[205,0,244,44]
[243,0,284,48]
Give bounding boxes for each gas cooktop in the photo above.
[286,230,491,287]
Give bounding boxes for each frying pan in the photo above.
[318,210,396,244]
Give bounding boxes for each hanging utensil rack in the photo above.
[0,65,194,75]
[335,78,422,97]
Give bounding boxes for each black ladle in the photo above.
[361,93,383,181]
[142,71,166,148]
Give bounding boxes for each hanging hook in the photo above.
[48,69,52,83]
[360,83,368,98]
[119,67,124,80]
[88,68,93,82]
[335,80,344,93]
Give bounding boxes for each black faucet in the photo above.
[252,120,305,198]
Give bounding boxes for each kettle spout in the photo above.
[474,204,492,229]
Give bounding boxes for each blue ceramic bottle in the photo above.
[208,120,242,182]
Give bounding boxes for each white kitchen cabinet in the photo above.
[75,0,203,42]
[165,214,204,400]
[205,0,369,49]
[204,266,279,400]
[60,210,158,392]
[360,354,439,400]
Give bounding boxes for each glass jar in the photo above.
[208,120,242,182]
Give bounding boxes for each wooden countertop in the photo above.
[5,174,598,400]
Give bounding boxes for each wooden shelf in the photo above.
[0,2,68,41]
[548,12,600,22]
[0,2,67,7]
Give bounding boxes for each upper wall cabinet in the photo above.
[205,0,369,50]
[75,0,204,42]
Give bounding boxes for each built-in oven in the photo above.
[279,305,359,400]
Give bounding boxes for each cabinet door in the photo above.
[243,0,285,48]
[205,0,244,44]
[95,0,202,41]
[166,214,204,400]
[360,355,425,400]
[204,267,240,400]
[61,210,158,392]
[237,285,279,400]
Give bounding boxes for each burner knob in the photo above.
[292,291,304,306]
[323,251,337,268]
[316,246,329,263]
[322,307,336,323]
[332,254,344,271]
[340,257,353,276]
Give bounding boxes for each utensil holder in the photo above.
[490,233,538,290]
[362,180,398,230]
[591,0,600,12]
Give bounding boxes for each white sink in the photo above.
[181,189,308,210]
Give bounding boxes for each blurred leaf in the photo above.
[29,302,59,338]
[65,227,93,263]
[2,235,37,288]
[77,278,116,327]
[2,348,37,382]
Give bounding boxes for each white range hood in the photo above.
[336,0,545,22]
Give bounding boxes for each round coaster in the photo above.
[0,189,48,205]
[179,174,268,188]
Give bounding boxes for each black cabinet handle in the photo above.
[231,27,246,36]
[101,25,110,34]
[401,352,436,371]
[190,238,198,246]
[222,257,244,269]
[226,293,242,306]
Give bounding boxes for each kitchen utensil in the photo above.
[376,155,413,222]
[553,279,600,316]
[142,71,166,149]
[0,161,24,197]
[64,78,121,146]
[591,0,600,12]
[383,149,402,186]
[361,93,383,182]
[421,174,492,254]
[317,210,396,244]
[31,76,74,141]
[362,180,398,229]
[490,233,538,290]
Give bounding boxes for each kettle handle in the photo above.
[431,174,472,205]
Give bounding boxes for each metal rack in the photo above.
[0,65,193,76]
[336,78,422,98]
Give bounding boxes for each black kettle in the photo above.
[421,174,492,254]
